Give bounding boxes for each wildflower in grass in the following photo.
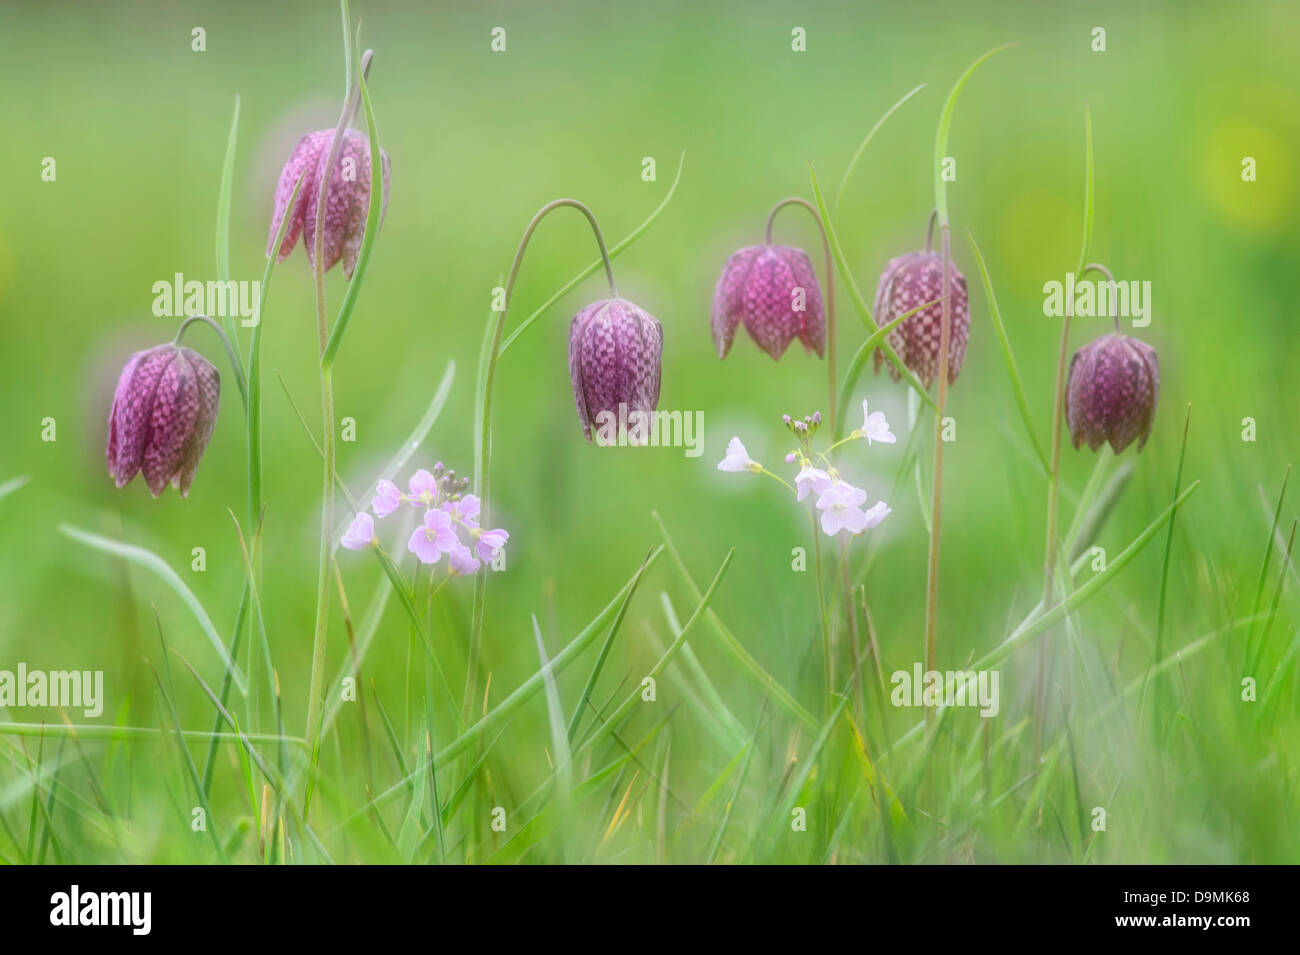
[441,493,480,528]
[1066,332,1160,453]
[569,299,663,442]
[795,465,832,501]
[718,436,761,473]
[711,244,825,360]
[815,479,870,536]
[473,527,510,563]
[107,344,220,498]
[447,542,480,576]
[363,464,506,574]
[852,399,896,445]
[408,467,439,507]
[372,478,402,517]
[266,128,392,278]
[408,507,458,564]
[340,512,376,550]
[872,239,969,388]
[719,410,892,538]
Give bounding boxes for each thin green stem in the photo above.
[1037,104,1093,747]
[765,197,837,436]
[812,513,832,708]
[173,314,248,412]
[304,44,374,810]
[468,199,618,724]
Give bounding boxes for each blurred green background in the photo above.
[1,0,1297,863]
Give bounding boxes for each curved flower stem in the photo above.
[173,314,248,412]
[304,47,375,811]
[467,199,618,723]
[765,197,837,438]
[1082,262,1119,333]
[757,466,797,494]
[767,197,846,709]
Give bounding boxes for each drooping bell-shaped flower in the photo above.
[107,344,221,498]
[872,251,969,388]
[267,128,391,278]
[711,245,825,360]
[1066,333,1160,453]
[569,299,663,442]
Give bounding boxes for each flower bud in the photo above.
[1066,333,1160,453]
[267,128,391,278]
[871,251,969,388]
[107,344,221,497]
[569,299,663,441]
[711,245,825,360]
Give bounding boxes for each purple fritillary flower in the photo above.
[107,344,221,498]
[1066,333,1160,454]
[568,298,663,442]
[266,128,391,278]
[711,245,825,360]
[871,251,970,388]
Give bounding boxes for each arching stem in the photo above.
[173,313,248,411]
[765,197,838,438]
[1082,262,1120,333]
[767,197,844,706]
[467,199,618,723]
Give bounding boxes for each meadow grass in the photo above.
[0,0,1296,865]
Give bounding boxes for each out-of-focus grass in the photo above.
[0,0,1296,863]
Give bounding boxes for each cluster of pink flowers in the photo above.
[341,463,509,576]
[718,400,894,539]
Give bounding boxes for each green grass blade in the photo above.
[59,524,248,694]
[835,296,944,441]
[214,94,241,354]
[499,152,686,355]
[653,511,818,731]
[1154,404,1192,667]
[966,229,1049,474]
[832,83,926,214]
[1075,102,1094,273]
[321,61,384,369]
[435,548,664,766]
[809,162,938,412]
[567,547,656,743]
[574,549,734,754]
[934,44,1014,224]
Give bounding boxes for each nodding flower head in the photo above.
[711,245,825,360]
[568,298,663,442]
[107,344,221,498]
[267,128,391,278]
[872,250,969,388]
[1066,333,1160,454]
